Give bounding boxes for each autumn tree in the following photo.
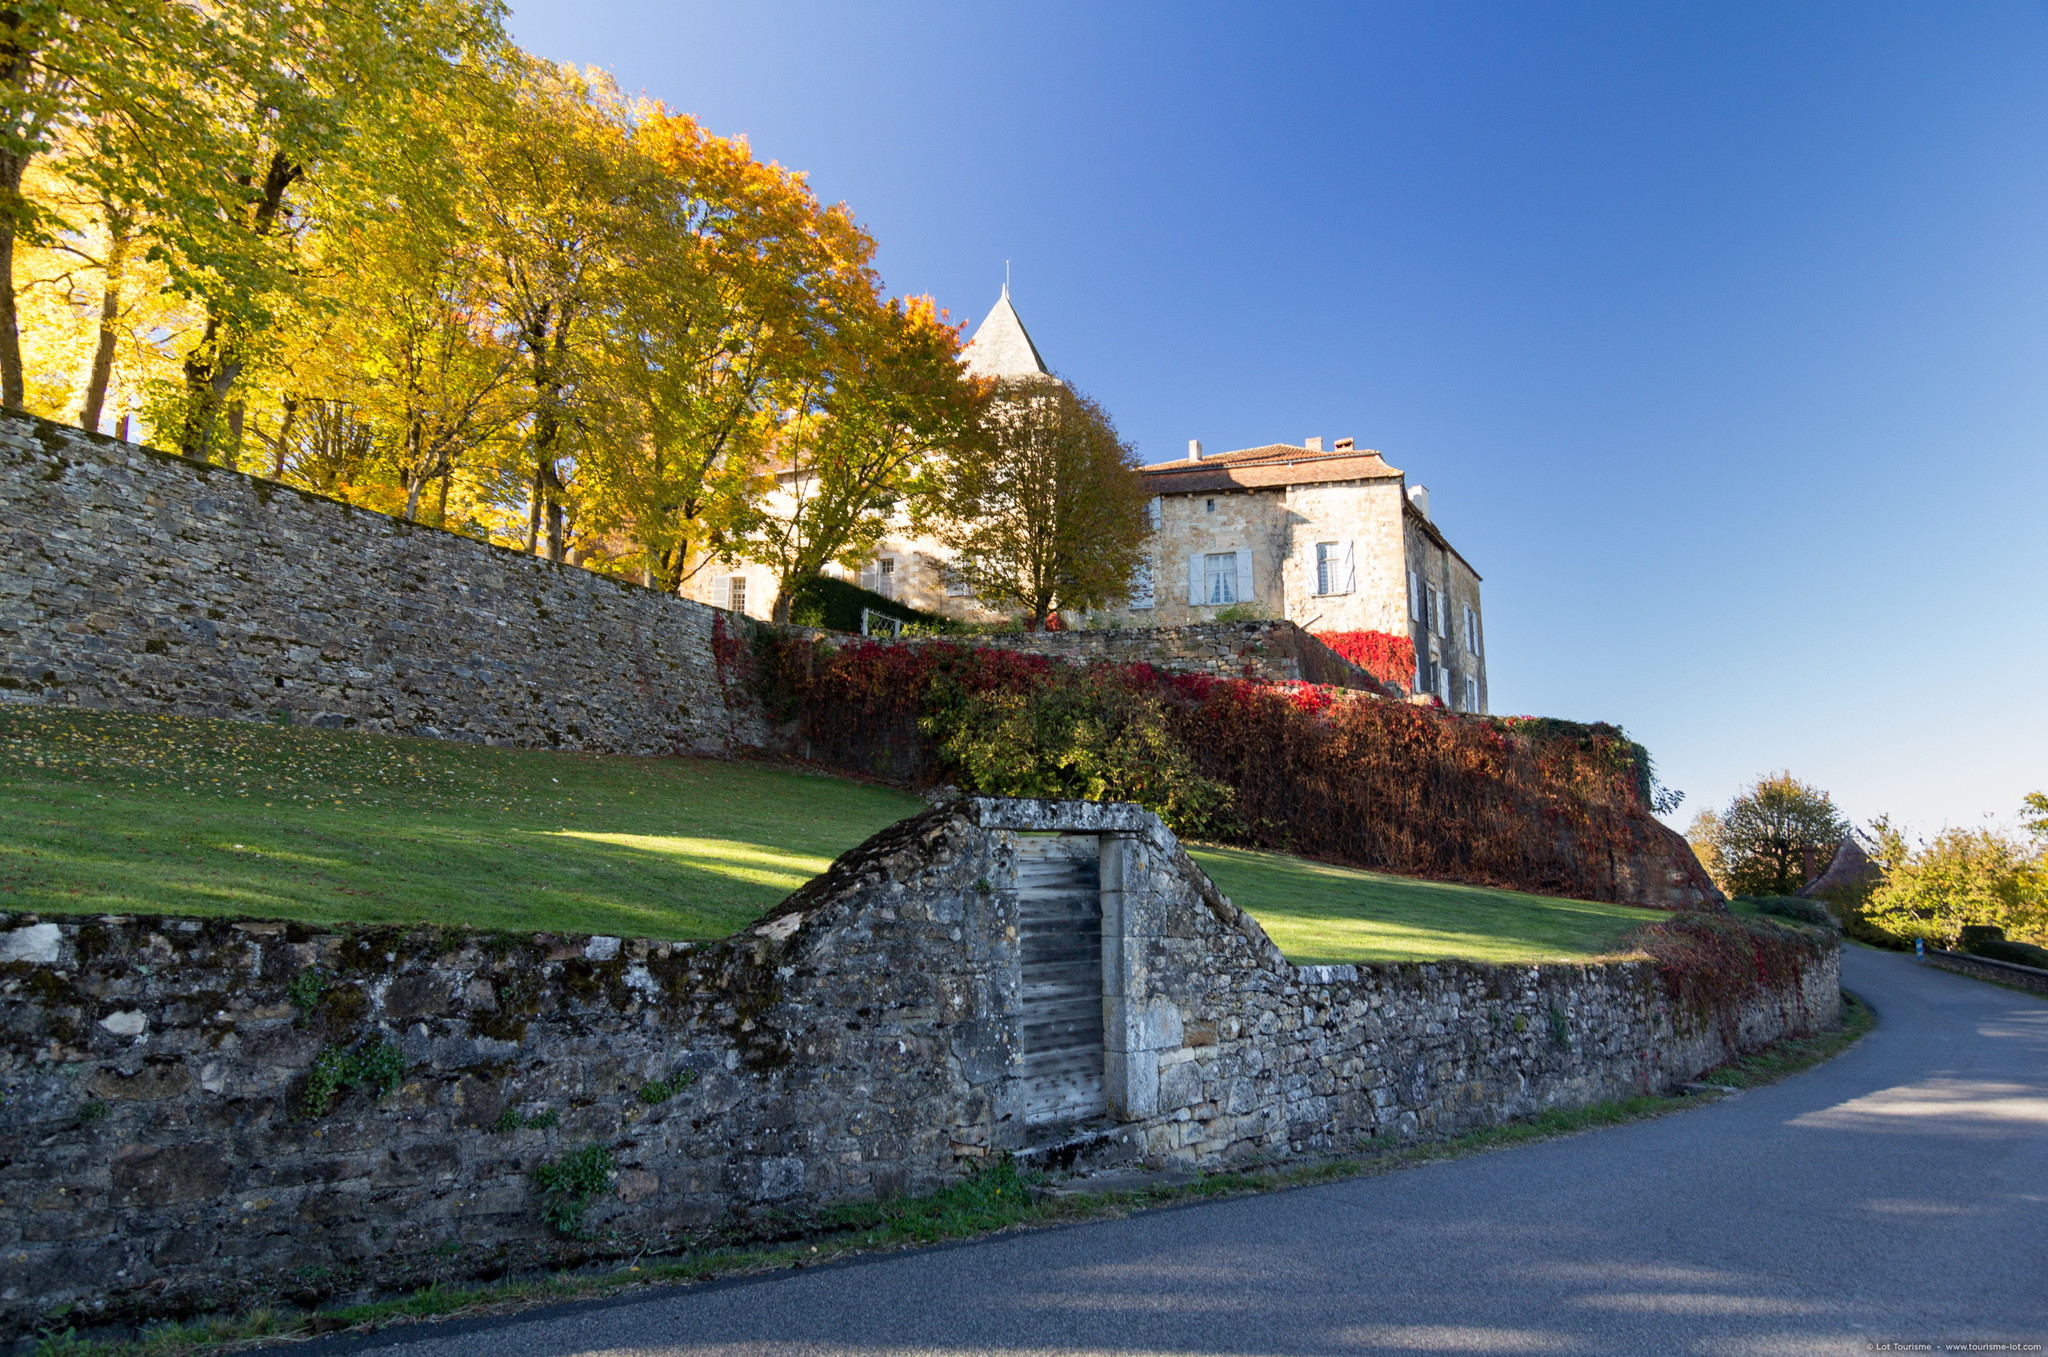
[1865,813,2046,947]
[1701,772,1852,897]
[726,294,992,622]
[575,106,877,589]
[933,377,1150,628]
[166,2,509,465]
[1686,809,1728,893]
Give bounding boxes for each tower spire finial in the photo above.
[1003,259,1010,299]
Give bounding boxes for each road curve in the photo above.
[330,948,2048,1356]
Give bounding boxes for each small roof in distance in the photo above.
[961,285,1051,380]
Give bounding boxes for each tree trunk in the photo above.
[0,150,27,412]
[180,318,243,461]
[434,465,450,527]
[524,461,544,554]
[79,213,131,433]
[402,422,426,521]
[269,397,297,478]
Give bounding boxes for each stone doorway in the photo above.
[1012,833,1108,1126]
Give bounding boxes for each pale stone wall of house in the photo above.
[1273,479,1411,634]
[1102,488,1291,627]
[1405,507,1487,713]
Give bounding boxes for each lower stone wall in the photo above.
[1926,951,2048,996]
[0,799,1838,1336]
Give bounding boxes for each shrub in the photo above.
[750,637,1706,903]
[1629,912,1829,1039]
[532,1144,615,1237]
[1745,895,1837,929]
[920,660,1232,835]
[301,1039,406,1117]
[785,575,954,635]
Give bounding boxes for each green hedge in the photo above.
[1741,895,1837,929]
[786,575,955,635]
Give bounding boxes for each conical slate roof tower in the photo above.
[961,284,1051,380]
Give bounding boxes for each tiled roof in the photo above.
[1139,445,1403,495]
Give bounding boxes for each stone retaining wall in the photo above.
[1926,951,2048,997]
[900,621,1400,696]
[0,413,765,755]
[0,799,1838,1336]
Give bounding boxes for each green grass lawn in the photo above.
[1,707,1667,962]
[1189,843,1670,964]
[0,707,923,940]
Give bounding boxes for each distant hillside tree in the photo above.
[1704,772,1851,897]
[1865,811,2046,947]
[933,377,1149,629]
[1686,809,1728,893]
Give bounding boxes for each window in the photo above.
[1314,541,1354,596]
[1204,552,1239,605]
[1463,604,1480,655]
[1204,498,1216,514]
[727,576,746,614]
[1465,675,1480,712]
[1129,556,1155,609]
[861,555,898,600]
[945,568,972,598]
[1408,569,1423,622]
[1145,497,1162,530]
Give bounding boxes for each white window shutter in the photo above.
[1235,548,1255,604]
[1186,553,1203,604]
[1341,540,1356,594]
[1408,570,1421,621]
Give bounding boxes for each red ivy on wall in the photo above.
[749,635,1711,905]
[1311,629,1416,693]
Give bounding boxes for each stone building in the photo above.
[1108,439,1487,712]
[686,290,1488,712]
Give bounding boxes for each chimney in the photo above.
[1334,437,1354,451]
[1407,484,1431,520]
[1304,436,1324,452]
[1187,439,1203,461]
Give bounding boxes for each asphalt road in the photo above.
[345,947,2048,1356]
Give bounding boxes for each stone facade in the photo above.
[0,799,1837,1335]
[683,292,1490,712]
[0,413,767,754]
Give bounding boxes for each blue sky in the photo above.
[507,0,2048,837]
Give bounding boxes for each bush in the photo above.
[1746,895,1837,929]
[920,661,1232,836]
[750,637,1709,903]
[785,575,955,635]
